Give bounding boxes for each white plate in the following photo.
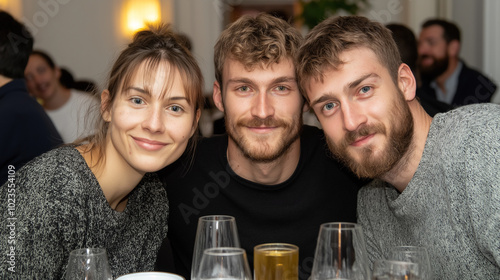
[116,271,185,280]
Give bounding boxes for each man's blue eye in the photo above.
[360,86,371,93]
[324,103,335,111]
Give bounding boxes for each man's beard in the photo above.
[419,54,449,81]
[225,113,302,163]
[326,91,414,178]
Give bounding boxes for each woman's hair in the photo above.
[297,16,401,101]
[77,24,204,167]
[30,50,57,69]
[214,13,303,88]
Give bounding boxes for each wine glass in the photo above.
[196,247,252,280]
[387,246,431,280]
[65,248,112,280]
[372,260,421,280]
[253,243,299,280]
[309,222,370,280]
[191,215,241,280]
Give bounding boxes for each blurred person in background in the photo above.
[0,10,62,186]
[24,50,100,143]
[386,23,451,116]
[417,18,497,107]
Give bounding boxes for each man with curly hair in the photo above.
[156,13,363,280]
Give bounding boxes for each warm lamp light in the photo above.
[124,0,161,34]
[0,0,22,18]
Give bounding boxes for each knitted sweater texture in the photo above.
[0,146,169,279]
[357,104,500,279]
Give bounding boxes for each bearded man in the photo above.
[417,18,496,107]
[154,13,363,280]
[297,15,500,280]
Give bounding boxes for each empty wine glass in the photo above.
[65,248,112,280]
[372,259,420,280]
[196,247,252,280]
[387,246,431,280]
[191,215,241,280]
[310,222,370,280]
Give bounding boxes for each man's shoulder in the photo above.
[437,103,500,124]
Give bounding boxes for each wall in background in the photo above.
[18,0,128,90]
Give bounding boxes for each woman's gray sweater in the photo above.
[0,146,169,279]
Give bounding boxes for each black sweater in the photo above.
[156,125,363,280]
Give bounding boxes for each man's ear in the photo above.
[398,63,417,101]
[213,81,224,112]
[302,101,310,113]
[448,39,460,58]
[101,90,112,122]
[55,67,62,80]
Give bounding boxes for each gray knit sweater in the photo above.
[0,146,169,279]
[357,104,500,279]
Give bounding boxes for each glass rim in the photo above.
[320,222,361,230]
[203,247,246,256]
[199,215,235,221]
[69,247,107,256]
[254,243,298,251]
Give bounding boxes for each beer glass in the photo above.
[254,243,299,280]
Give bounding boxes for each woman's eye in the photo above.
[276,85,287,91]
[170,105,183,113]
[131,98,144,105]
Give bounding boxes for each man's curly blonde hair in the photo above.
[214,13,303,88]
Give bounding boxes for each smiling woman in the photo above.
[0,24,203,279]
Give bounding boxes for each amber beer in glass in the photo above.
[254,243,298,280]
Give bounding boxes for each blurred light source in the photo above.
[124,0,160,34]
[0,0,22,18]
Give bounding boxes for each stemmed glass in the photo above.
[196,247,252,280]
[387,246,432,280]
[372,260,420,280]
[65,248,112,280]
[191,215,241,280]
[309,222,370,280]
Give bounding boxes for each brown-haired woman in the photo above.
[0,24,203,279]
